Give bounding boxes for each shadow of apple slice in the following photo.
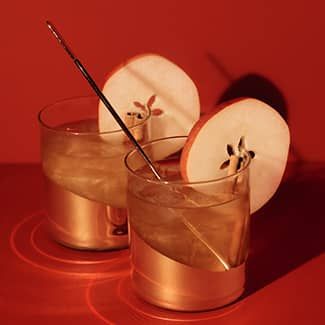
[217,73,288,122]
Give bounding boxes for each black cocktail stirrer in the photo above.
[46,21,162,181]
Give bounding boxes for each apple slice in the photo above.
[98,53,200,147]
[180,98,290,213]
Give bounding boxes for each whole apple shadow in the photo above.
[244,164,325,296]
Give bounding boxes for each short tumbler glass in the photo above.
[125,136,251,311]
[38,96,150,250]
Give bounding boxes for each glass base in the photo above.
[130,230,245,311]
[45,179,129,250]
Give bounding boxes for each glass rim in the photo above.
[38,95,151,136]
[124,135,251,186]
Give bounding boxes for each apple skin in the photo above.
[102,53,159,82]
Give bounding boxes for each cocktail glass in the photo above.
[38,96,150,250]
[125,136,251,311]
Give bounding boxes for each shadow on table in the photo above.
[244,164,325,296]
[205,53,321,293]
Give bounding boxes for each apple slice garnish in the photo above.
[180,97,290,213]
[98,53,200,146]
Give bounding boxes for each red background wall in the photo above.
[1,0,324,163]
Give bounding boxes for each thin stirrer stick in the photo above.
[46,21,162,181]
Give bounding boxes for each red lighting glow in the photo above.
[85,275,242,324]
[10,211,130,279]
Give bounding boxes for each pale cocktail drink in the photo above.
[39,97,150,249]
[42,118,130,208]
[125,136,251,311]
[128,174,250,271]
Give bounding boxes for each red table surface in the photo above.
[0,163,324,325]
